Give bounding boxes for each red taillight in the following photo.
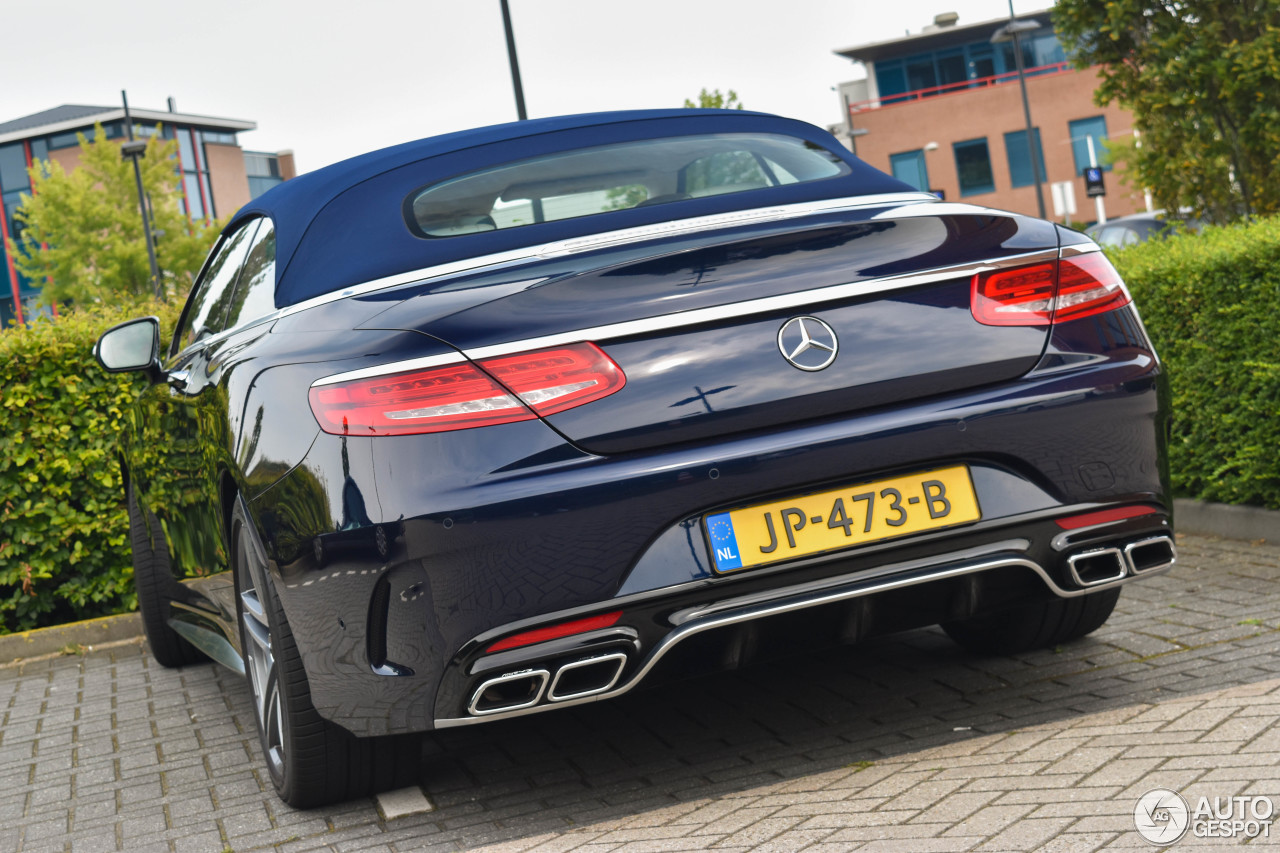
[1055,505,1156,530]
[1053,252,1131,323]
[309,342,625,436]
[486,611,624,653]
[478,343,626,417]
[971,253,1131,327]
[971,261,1058,326]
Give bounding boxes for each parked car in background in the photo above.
[95,109,1175,806]
[1085,209,1202,248]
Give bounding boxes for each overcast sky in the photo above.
[6,0,1051,173]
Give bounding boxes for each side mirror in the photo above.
[94,316,161,375]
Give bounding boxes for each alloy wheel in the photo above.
[239,534,286,779]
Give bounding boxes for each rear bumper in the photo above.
[435,513,1175,727]
[252,316,1169,736]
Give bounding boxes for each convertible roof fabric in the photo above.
[228,109,917,308]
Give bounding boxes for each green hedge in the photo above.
[1112,217,1280,508]
[0,301,179,632]
[5,221,1280,631]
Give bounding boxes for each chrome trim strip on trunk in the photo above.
[1060,242,1103,258]
[434,550,1170,729]
[279,191,940,322]
[310,247,1059,388]
[311,351,466,387]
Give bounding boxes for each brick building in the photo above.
[0,102,296,327]
[832,9,1147,223]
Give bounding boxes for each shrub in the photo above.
[0,300,180,632]
[1112,217,1280,508]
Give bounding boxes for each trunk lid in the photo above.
[360,208,1060,454]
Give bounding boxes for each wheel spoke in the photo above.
[235,511,289,785]
[240,587,268,627]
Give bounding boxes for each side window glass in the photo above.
[173,220,261,353]
[1095,225,1123,248]
[682,151,771,197]
[223,219,277,331]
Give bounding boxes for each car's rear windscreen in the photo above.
[404,133,851,238]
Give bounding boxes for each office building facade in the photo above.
[0,103,295,328]
[833,10,1146,223]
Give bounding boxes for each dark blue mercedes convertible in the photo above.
[95,109,1174,807]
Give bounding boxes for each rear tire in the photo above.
[127,484,207,668]
[232,498,420,807]
[942,587,1120,655]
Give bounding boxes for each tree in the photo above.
[9,124,224,307]
[1054,0,1280,223]
[684,88,745,110]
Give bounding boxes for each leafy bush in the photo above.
[1113,217,1280,507]
[0,301,180,632]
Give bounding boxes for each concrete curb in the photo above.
[0,612,142,663]
[1174,498,1280,543]
[4,500,1279,665]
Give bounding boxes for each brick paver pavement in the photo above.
[4,534,1280,851]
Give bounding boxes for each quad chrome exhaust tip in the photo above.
[548,652,629,702]
[1125,535,1176,574]
[1067,535,1177,588]
[1067,547,1127,587]
[468,669,550,716]
[469,652,630,716]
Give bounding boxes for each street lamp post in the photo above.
[120,90,163,300]
[499,0,528,121]
[991,15,1047,220]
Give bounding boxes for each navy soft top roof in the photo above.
[230,109,915,307]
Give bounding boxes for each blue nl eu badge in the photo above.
[705,512,743,572]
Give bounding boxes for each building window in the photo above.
[176,127,215,220]
[873,29,1066,102]
[245,152,284,199]
[1070,116,1111,174]
[953,138,994,196]
[890,150,930,192]
[1003,129,1046,188]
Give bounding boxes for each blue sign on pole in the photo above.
[1084,167,1106,198]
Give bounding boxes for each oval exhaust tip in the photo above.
[1125,536,1177,574]
[1067,547,1127,587]
[548,653,629,702]
[468,669,550,716]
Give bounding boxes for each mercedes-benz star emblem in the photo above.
[777,316,838,371]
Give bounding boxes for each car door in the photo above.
[125,218,264,609]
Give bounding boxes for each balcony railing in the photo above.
[849,61,1073,113]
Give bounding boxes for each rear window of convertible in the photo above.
[404,133,851,238]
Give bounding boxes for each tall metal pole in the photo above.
[499,0,528,121]
[122,91,163,300]
[1007,2,1046,219]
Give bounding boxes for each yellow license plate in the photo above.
[704,465,981,573]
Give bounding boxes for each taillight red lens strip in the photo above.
[486,611,624,653]
[1055,505,1156,530]
[971,252,1131,327]
[309,342,625,436]
[1052,252,1131,323]
[971,261,1058,326]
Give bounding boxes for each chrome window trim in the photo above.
[278,192,939,319]
[311,352,467,387]
[175,195,1043,363]
[1060,242,1102,258]
[310,246,1058,388]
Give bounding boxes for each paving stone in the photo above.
[4,535,1280,850]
